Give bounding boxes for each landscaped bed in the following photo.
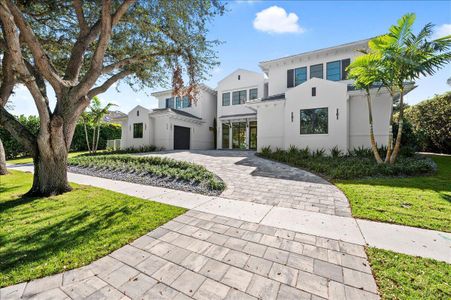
[367,247,451,299]
[0,170,186,288]
[68,154,225,195]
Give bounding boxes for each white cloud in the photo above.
[253,6,303,34]
[433,24,451,39]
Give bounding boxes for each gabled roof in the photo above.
[151,108,202,120]
[217,68,264,85]
[151,84,216,97]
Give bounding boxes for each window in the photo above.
[310,64,323,79]
[341,58,351,80]
[182,96,191,108]
[232,90,247,105]
[294,67,307,86]
[222,92,230,106]
[312,87,316,97]
[137,110,139,116]
[222,124,229,149]
[165,97,174,108]
[264,83,269,98]
[232,122,246,148]
[249,88,258,100]
[175,96,181,109]
[133,123,144,138]
[300,108,328,134]
[287,69,294,88]
[238,75,241,80]
[326,61,341,81]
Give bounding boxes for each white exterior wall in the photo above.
[121,105,153,149]
[261,41,368,96]
[216,69,264,149]
[284,78,349,152]
[254,101,285,150]
[349,90,392,149]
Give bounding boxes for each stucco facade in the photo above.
[117,85,217,150]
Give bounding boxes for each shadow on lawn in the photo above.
[0,199,132,277]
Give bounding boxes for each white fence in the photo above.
[106,139,121,151]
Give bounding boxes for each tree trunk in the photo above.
[26,123,72,197]
[390,90,404,164]
[83,120,91,153]
[91,126,96,154]
[95,124,101,153]
[0,138,8,175]
[384,96,395,163]
[366,91,383,164]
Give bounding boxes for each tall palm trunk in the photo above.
[94,124,101,153]
[384,94,395,163]
[91,126,96,154]
[83,120,91,153]
[365,90,383,163]
[0,138,8,175]
[390,89,405,164]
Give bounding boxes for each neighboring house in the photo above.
[217,38,414,152]
[116,84,216,150]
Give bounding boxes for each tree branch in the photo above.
[87,69,131,99]
[0,106,37,154]
[73,0,89,35]
[0,51,15,107]
[5,0,67,97]
[64,0,136,81]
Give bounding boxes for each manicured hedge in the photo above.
[259,146,436,180]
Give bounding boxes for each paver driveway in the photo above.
[143,150,351,217]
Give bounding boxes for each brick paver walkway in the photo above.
[2,211,379,300]
[143,151,351,217]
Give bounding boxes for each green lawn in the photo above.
[367,248,451,299]
[335,155,451,232]
[6,151,90,165]
[0,170,186,287]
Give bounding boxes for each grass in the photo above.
[335,155,451,232]
[367,247,451,299]
[6,151,90,165]
[69,154,225,191]
[0,170,186,287]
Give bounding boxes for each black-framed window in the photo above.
[175,96,181,109]
[222,92,230,106]
[232,90,247,105]
[249,88,258,100]
[294,67,307,86]
[300,108,328,134]
[165,97,174,108]
[182,96,191,108]
[133,123,144,138]
[326,61,341,81]
[222,124,229,149]
[310,64,323,79]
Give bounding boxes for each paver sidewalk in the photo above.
[1,211,380,300]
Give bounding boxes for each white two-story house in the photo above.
[216,38,413,152]
[116,84,216,150]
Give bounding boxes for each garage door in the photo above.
[174,126,190,150]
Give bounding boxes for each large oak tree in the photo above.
[0,0,223,195]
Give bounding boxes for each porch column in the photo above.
[229,122,233,149]
[245,119,250,150]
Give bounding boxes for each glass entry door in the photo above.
[249,121,257,150]
[232,122,246,149]
[222,124,230,149]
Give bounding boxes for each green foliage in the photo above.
[0,115,122,159]
[258,146,435,180]
[69,155,225,191]
[330,146,343,158]
[0,170,186,287]
[367,248,451,299]
[336,154,450,232]
[404,92,451,153]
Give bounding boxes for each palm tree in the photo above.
[347,53,384,163]
[82,96,117,154]
[369,13,451,163]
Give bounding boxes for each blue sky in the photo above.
[10,0,451,116]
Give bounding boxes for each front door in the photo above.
[232,122,246,149]
[249,121,257,150]
[174,126,190,150]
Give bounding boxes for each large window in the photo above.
[300,108,328,134]
[232,90,247,105]
[166,96,191,109]
[222,92,230,106]
[222,124,229,148]
[294,67,307,86]
[326,61,341,81]
[310,64,323,79]
[232,122,246,148]
[249,88,258,100]
[133,123,143,138]
[165,97,175,109]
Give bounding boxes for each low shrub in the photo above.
[68,154,225,191]
[258,146,436,180]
